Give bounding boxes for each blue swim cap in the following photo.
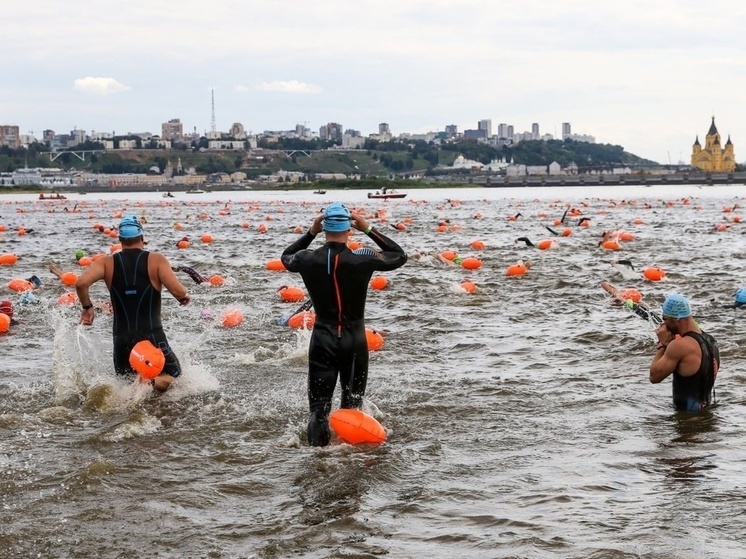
[662,293,691,319]
[119,215,144,239]
[323,203,351,232]
[735,288,746,305]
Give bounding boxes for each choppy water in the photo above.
[1,185,745,559]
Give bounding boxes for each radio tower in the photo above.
[210,88,216,134]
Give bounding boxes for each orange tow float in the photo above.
[329,408,386,445]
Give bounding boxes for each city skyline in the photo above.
[3,1,745,165]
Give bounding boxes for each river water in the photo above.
[1,185,744,559]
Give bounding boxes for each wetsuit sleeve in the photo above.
[363,227,408,271]
[281,232,317,272]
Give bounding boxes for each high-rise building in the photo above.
[320,122,344,142]
[379,123,391,135]
[532,123,540,140]
[507,125,514,140]
[478,119,492,138]
[562,123,571,140]
[498,123,509,139]
[162,119,184,141]
[445,124,458,136]
[0,125,21,149]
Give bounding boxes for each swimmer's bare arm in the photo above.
[75,257,108,325]
[649,323,679,383]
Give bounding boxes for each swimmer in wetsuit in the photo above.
[281,203,408,446]
[75,215,191,391]
[650,294,720,411]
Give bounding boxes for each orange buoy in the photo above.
[370,275,388,290]
[78,256,93,267]
[620,289,642,303]
[460,280,477,294]
[561,228,572,237]
[0,313,10,333]
[460,257,482,270]
[293,225,303,234]
[257,223,268,233]
[347,240,362,250]
[209,275,225,287]
[436,224,448,232]
[506,263,528,277]
[602,240,621,251]
[201,233,214,243]
[7,278,33,292]
[57,292,79,305]
[537,239,554,250]
[329,408,386,445]
[60,272,78,286]
[470,240,485,250]
[619,232,635,241]
[279,286,305,302]
[221,307,244,328]
[287,311,316,329]
[129,340,165,379]
[440,250,458,261]
[366,328,384,351]
[242,222,250,229]
[0,253,18,265]
[266,259,286,271]
[177,240,190,249]
[643,267,665,281]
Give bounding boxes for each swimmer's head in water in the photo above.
[662,293,691,319]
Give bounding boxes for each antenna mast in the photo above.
[211,88,216,134]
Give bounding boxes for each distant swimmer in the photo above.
[650,294,720,412]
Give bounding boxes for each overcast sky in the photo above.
[3,0,745,164]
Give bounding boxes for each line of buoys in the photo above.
[0,253,18,265]
[129,340,165,379]
[288,311,315,329]
[329,408,386,445]
[370,275,388,290]
[366,328,384,351]
[266,259,286,271]
[279,285,305,302]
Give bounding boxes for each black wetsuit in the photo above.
[672,331,719,411]
[281,228,407,446]
[110,249,181,378]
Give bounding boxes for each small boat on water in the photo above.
[367,189,406,199]
[162,192,175,198]
[185,189,206,194]
[313,189,327,195]
[39,193,67,200]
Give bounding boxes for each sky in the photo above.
[3,0,746,165]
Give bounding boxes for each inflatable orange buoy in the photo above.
[620,289,642,303]
[602,240,621,251]
[460,280,477,294]
[0,313,10,333]
[177,240,190,249]
[643,267,666,282]
[78,256,93,267]
[366,328,384,351]
[506,263,528,277]
[287,311,316,329]
[279,286,305,302]
[370,275,388,290]
[257,224,268,233]
[561,228,572,237]
[57,292,79,305]
[221,308,244,328]
[60,272,78,286]
[329,408,386,445]
[8,278,33,292]
[440,250,458,261]
[0,253,18,265]
[266,259,286,271]
[129,340,165,379]
[208,275,225,287]
[537,239,554,250]
[470,240,485,250]
[201,234,214,243]
[460,257,482,270]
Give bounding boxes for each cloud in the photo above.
[234,85,250,93]
[73,77,131,96]
[255,80,322,94]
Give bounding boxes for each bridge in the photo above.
[40,150,105,162]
